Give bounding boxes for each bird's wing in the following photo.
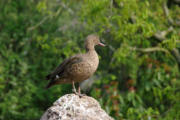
[46,55,83,80]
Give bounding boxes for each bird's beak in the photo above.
[98,42,106,47]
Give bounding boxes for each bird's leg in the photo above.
[72,81,77,93]
[78,85,81,94]
[72,81,85,97]
[77,83,86,97]
[72,81,80,96]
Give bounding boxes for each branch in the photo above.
[151,28,180,68]
[153,26,173,41]
[163,2,174,25]
[60,3,74,15]
[171,48,180,68]
[27,6,62,31]
[27,16,50,31]
[163,1,180,26]
[129,46,170,54]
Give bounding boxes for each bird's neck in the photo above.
[85,46,95,52]
[86,47,99,69]
[85,41,96,52]
[85,46,95,53]
[86,48,98,57]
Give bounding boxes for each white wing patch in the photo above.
[56,75,60,79]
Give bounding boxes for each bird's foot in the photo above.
[78,93,86,98]
[72,89,86,98]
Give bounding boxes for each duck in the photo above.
[46,34,105,96]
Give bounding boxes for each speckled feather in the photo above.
[46,34,103,88]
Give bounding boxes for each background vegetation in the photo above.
[0,0,180,120]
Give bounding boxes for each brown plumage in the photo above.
[46,34,105,95]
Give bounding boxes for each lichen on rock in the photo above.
[40,94,114,120]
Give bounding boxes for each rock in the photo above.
[40,94,114,120]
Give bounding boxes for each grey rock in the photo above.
[40,94,114,120]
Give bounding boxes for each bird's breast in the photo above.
[67,61,99,82]
[66,51,99,82]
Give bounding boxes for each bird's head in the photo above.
[85,34,105,51]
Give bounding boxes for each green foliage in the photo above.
[0,0,179,120]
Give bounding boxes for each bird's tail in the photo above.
[46,74,51,80]
[45,80,55,89]
[45,76,65,89]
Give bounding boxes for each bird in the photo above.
[45,34,105,96]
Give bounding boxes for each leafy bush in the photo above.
[0,0,179,120]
